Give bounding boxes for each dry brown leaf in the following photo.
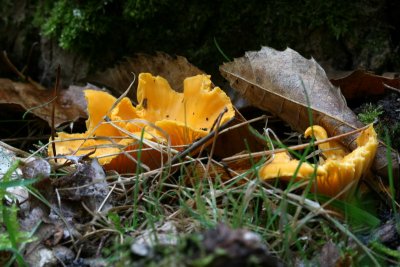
[85,52,205,102]
[330,69,400,99]
[0,78,88,126]
[219,46,399,180]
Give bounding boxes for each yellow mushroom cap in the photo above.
[314,125,378,196]
[49,90,129,166]
[258,152,327,180]
[304,125,347,160]
[258,125,378,197]
[136,73,235,145]
[84,90,121,137]
[49,73,235,173]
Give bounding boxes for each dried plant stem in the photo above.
[21,42,38,74]
[383,83,400,94]
[222,123,371,162]
[2,51,46,91]
[0,140,31,157]
[219,114,268,134]
[204,107,228,176]
[51,66,60,162]
[170,109,234,165]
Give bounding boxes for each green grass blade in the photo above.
[311,194,380,228]
[384,129,396,215]
[0,178,38,189]
[213,37,230,61]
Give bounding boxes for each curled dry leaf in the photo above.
[0,78,88,126]
[220,46,398,180]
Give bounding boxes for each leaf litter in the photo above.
[220,46,399,180]
[0,78,91,127]
[0,49,399,266]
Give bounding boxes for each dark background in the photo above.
[1,0,400,88]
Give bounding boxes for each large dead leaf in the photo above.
[0,78,88,126]
[85,52,205,102]
[220,47,398,180]
[330,69,400,100]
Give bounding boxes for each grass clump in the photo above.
[0,161,36,267]
[0,101,393,265]
[0,125,391,266]
[97,148,382,265]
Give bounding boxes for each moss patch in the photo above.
[31,0,396,74]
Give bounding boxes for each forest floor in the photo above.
[1,48,400,267]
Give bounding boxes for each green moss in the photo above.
[357,103,384,125]
[31,0,386,72]
[34,0,118,51]
[357,103,400,150]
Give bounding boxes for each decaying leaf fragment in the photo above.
[49,73,235,173]
[0,78,88,126]
[259,125,378,197]
[220,46,398,179]
[85,52,205,101]
[330,69,400,100]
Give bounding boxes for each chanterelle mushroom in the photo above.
[304,125,347,160]
[49,73,235,173]
[259,125,378,197]
[258,152,327,180]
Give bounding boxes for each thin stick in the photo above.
[2,51,46,91]
[170,109,233,165]
[209,107,227,132]
[2,51,25,80]
[21,42,38,74]
[0,141,31,157]
[203,107,227,179]
[222,123,371,162]
[1,136,51,142]
[51,65,60,163]
[219,114,268,134]
[383,83,400,94]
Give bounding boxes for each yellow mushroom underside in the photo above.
[259,125,378,197]
[49,73,235,172]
